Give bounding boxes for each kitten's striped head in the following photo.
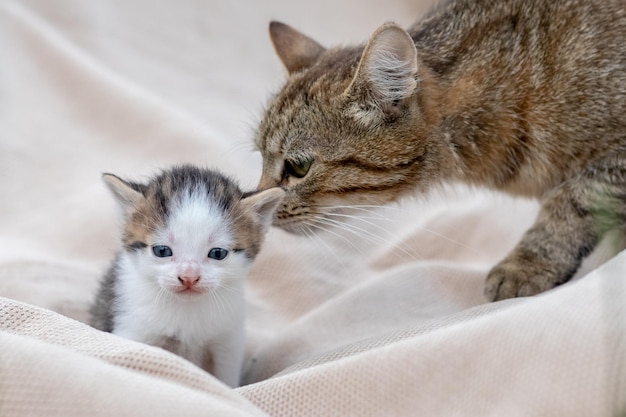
[255,22,443,234]
[104,165,283,295]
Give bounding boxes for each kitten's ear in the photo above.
[102,173,145,213]
[269,21,325,74]
[241,187,285,230]
[345,23,419,123]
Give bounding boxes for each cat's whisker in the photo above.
[304,220,366,258]
[315,216,386,246]
[321,204,475,252]
[411,224,477,252]
[324,211,414,250]
[325,211,398,230]
[315,215,422,261]
[324,213,395,221]
[301,222,348,268]
[318,204,391,219]
[300,224,331,258]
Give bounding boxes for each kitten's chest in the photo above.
[114,282,244,346]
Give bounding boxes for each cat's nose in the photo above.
[178,275,201,288]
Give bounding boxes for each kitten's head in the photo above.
[255,22,443,234]
[104,165,284,297]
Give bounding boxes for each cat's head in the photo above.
[255,22,443,234]
[104,165,284,296]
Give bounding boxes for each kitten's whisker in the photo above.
[217,290,231,315]
[205,288,217,315]
[210,289,227,316]
[216,282,238,295]
[216,282,242,302]
[138,280,166,309]
[155,286,168,309]
[214,289,234,315]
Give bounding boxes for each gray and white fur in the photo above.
[90,165,284,387]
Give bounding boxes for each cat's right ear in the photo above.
[345,22,419,124]
[269,21,325,74]
[102,173,145,213]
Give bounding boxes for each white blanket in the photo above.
[1,0,625,415]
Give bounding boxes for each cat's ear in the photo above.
[345,23,419,123]
[269,21,325,74]
[102,173,146,213]
[241,187,285,230]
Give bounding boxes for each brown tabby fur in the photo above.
[255,0,626,301]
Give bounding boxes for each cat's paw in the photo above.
[484,258,560,301]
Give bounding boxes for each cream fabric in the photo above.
[1,0,625,415]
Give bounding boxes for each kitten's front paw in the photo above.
[484,258,560,301]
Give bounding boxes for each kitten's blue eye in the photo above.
[208,247,228,260]
[152,245,173,258]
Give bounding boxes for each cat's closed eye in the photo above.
[284,158,312,178]
[208,247,229,260]
[152,245,173,258]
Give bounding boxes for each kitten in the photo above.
[255,0,626,301]
[90,165,284,387]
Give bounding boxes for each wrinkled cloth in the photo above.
[1,0,625,416]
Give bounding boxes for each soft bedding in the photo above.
[1,0,625,415]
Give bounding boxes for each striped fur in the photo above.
[255,0,626,300]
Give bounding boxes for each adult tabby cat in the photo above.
[255,0,626,301]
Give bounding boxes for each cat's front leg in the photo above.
[206,328,245,388]
[484,174,622,301]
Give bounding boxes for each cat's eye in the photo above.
[152,245,173,258]
[284,158,312,179]
[208,247,229,260]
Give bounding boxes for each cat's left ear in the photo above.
[102,173,146,215]
[345,22,419,123]
[241,187,285,230]
[269,21,326,74]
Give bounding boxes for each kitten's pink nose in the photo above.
[178,275,201,289]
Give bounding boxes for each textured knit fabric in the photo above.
[1,0,625,415]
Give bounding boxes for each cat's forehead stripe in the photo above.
[259,48,363,162]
